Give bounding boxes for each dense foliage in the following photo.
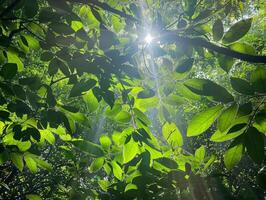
[0,0,265,199]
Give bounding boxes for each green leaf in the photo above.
[24,154,38,173]
[133,108,151,126]
[218,54,234,73]
[72,140,104,157]
[163,94,186,106]
[99,135,112,150]
[224,137,244,170]
[229,43,256,55]
[89,157,105,172]
[244,127,264,164]
[26,194,41,200]
[184,79,234,103]
[195,145,205,161]
[0,63,17,79]
[49,23,74,35]
[250,68,266,93]
[83,90,99,113]
[34,158,52,171]
[111,161,123,180]
[162,122,183,146]
[230,77,254,95]
[211,124,246,142]
[69,79,97,97]
[217,103,238,132]
[187,105,223,137]
[115,111,131,123]
[123,138,138,164]
[222,18,252,44]
[212,19,224,41]
[10,153,24,171]
[137,88,155,99]
[154,157,178,169]
[7,51,23,72]
[253,112,266,135]
[175,58,194,73]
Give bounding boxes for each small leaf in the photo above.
[24,154,38,173]
[26,194,41,200]
[99,135,112,150]
[90,157,105,172]
[195,145,205,161]
[244,127,264,164]
[224,137,244,170]
[212,19,224,41]
[230,77,254,95]
[250,68,266,93]
[162,122,183,146]
[187,105,223,137]
[123,138,138,164]
[222,18,252,44]
[217,103,238,132]
[0,63,17,79]
[10,153,24,171]
[111,161,123,180]
[115,111,131,123]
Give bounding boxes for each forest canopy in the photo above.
[0,0,265,199]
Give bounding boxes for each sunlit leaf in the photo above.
[187,105,223,137]
[162,122,183,146]
[217,103,238,132]
[123,138,138,164]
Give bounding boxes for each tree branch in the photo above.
[161,32,266,63]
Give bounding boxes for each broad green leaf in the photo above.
[175,58,194,73]
[217,103,238,132]
[222,18,252,44]
[115,111,131,123]
[229,43,256,55]
[83,90,99,113]
[133,108,151,126]
[89,157,105,172]
[123,138,138,164]
[154,157,178,169]
[184,79,234,103]
[125,183,138,192]
[69,79,97,97]
[250,68,266,93]
[218,54,234,73]
[195,145,205,161]
[72,140,104,157]
[224,137,244,170]
[111,161,123,180]
[212,19,224,41]
[253,112,266,135]
[211,124,246,142]
[98,180,109,191]
[7,51,23,72]
[163,94,186,106]
[187,105,223,137]
[244,127,264,164]
[10,153,24,171]
[99,135,112,150]
[34,158,52,171]
[112,15,124,33]
[0,63,17,79]
[26,194,41,200]
[230,77,254,95]
[21,34,39,49]
[49,23,74,35]
[24,154,38,173]
[162,122,183,146]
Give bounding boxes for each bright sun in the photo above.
[144,33,153,44]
